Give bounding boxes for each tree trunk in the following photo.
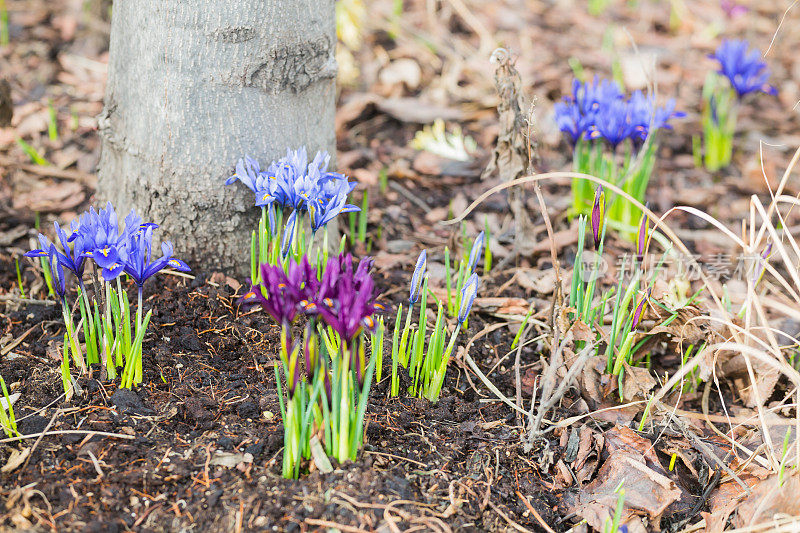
[98,0,336,276]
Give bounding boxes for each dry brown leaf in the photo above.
[721,353,782,408]
[13,181,85,212]
[573,450,682,531]
[621,362,656,401]
[428,289,528,316]
[379,58,422,90]
[604,426,671,479]
[531,226,578,254]
[573,425,602,484]
[517,268,557,295]
[376,98,464,124]
[578,356,607,406]
[1,447,30,473]
[373,252,409,272]
[703,474,761,533]
[731,472,800,528]
[412,151,446,175]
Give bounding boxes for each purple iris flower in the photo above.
[631,288,651,329]
[315,254,381,384]
[316,254,381,343]
[710,40,777,98]
[720,0,748,19]
[591,186,605,249]
[242,256,319,325]
[124,225,190,287]
[25,221,88,283]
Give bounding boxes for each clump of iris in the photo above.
[25,202,190,390]
[569,187,656,401]
[242,252,383,479]
[554,76,683,234]
[696,39,777,172]
[389,233,481,402]
[226,147,359,284]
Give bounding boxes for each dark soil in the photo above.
[0,269,571,532]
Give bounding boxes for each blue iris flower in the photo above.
[68,202,136,281]
[48,244,67,299]
[409,250,427,305]
[309,175,360,233]
[591,97,636,148]
[25,221,88,283]
[710,40,777,98]
[554,78,624,144]
[556,77,683,147]
[627,91,685,142]
[124,225,190,287]
[458,273,479,325]
[554,101,588,145]
[225,156,280,208]
[228,147,360,234]
[466,231,484,274]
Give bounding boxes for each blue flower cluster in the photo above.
[709,40,777,98]
[554,78,684,148]
[26,203,190,294]
[226,147,359,233]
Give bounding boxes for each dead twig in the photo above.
[0,429,136,444]
[0,295,55,306]
[21,408,61,472]
[304,518,370,533]
[515,491,557,533]
[459,481,534,533]
[1,325,38,356]
[527,340,594,444]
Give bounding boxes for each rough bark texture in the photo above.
[98,0,336,275]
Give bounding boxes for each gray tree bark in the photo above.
[98,0,336,276]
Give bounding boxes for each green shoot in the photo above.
[372,316,385,383]
[700,72,737,172]
[14,258,24,298]
[603,482,626,533]
[0,0,8,47]
[511,301,536,349]
[378,167,388,194]
[70,107,79,131]
[47,99,58,141]
[0,375,18,438]
[390,246,479,401]
[60,333,71,398]
[778,426,793,486]
[483,217,492,274]
[358,189,368,243]
[15,137,49,166]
